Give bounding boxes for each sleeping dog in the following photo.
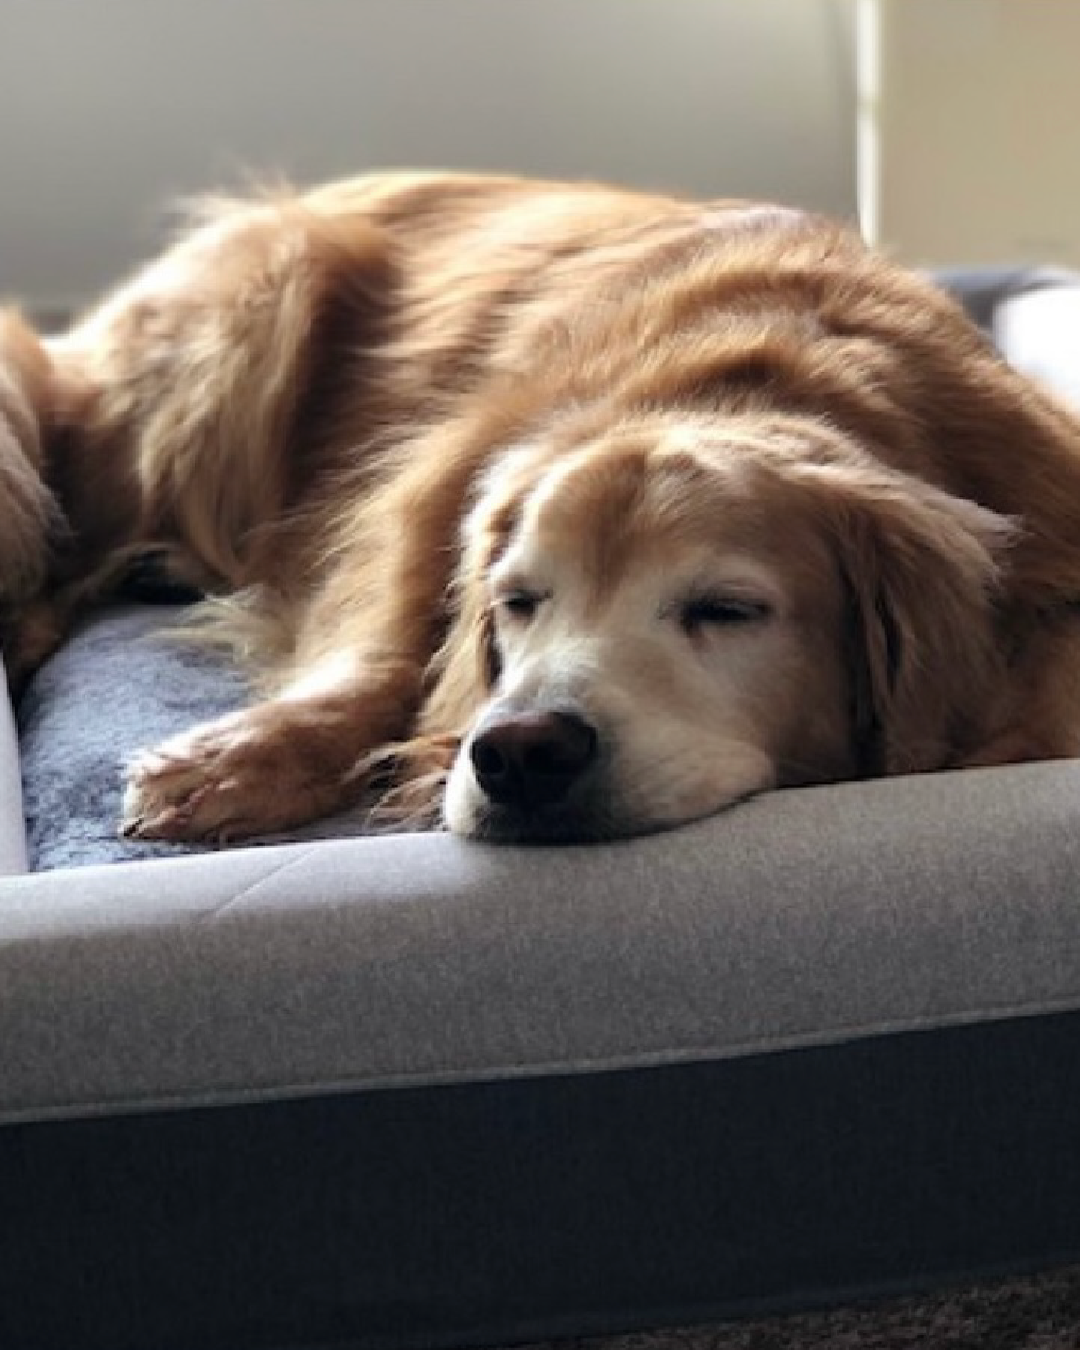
[4,172,1080,843]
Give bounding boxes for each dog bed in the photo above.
[3,266,1080,1350]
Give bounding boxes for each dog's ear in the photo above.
[417,473,528,740]
[415,568,498,749]
[822,466,1015,775]
[419,440,558,739]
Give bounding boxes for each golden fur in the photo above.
[5,171,1080,842]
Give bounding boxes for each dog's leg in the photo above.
[119,396,510,843]
[0,311,86,690]
[3,195,395,697]
[120,561,441,842]
[45,195,394,586]
[0,312,57,598]
[120,515,453,841]
[0,188,514,842]
[120,648,415,842]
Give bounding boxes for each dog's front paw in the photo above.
[120,706,353,844]
[122,714,268,844]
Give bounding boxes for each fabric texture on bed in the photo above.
[15,606,372,870]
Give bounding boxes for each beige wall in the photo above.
[871,0,1080,266]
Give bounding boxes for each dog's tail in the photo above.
[0,310,66,607]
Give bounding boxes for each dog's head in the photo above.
[430,413,1013,841]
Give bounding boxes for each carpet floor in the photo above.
[517,1262,1080,1349]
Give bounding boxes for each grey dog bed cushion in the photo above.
[17,605,373,870]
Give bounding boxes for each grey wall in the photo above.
[0,0,855,311]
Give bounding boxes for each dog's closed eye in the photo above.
[493,587,551,622]
[676,594,772,634]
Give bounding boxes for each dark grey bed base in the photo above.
[3,1012,1080,1350]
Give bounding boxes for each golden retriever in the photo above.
[4,171,1080,844]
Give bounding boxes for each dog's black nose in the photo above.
[470,708,599,808]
